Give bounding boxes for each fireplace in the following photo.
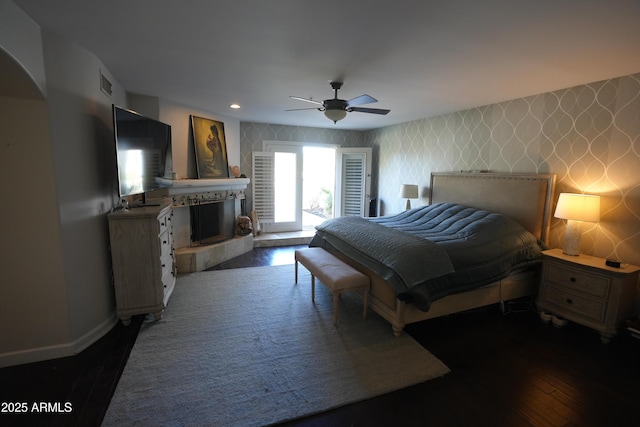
[155,177,253,272]
[190,200,236,246]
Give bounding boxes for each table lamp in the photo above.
[554,193,600,256]
[400,184,419,210]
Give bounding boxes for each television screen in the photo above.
[112,105,172,198]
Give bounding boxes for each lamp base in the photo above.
[405,199,411,210]
[562,219,582,256]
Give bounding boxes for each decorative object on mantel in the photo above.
[231,165,246,178]
[191,115,230,178]
[554,192,600,256]
[236,215,253,236]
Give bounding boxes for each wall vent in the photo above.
[100,71,112,97]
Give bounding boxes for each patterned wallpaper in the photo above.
[241,73,640,265]
[369,73,640,265]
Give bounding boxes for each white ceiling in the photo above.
[12,0,640,130]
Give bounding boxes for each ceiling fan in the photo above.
[288,81,390,123]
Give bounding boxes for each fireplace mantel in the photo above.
[155,177,250,207]
[157,177,250,195]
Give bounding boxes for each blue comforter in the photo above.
[310,203,544,311]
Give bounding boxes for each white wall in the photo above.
[127,95,241,179]
[0,0,46,95]
[0,95,70,361]
[162,98,240,179]
[127,96,241,248]
[0,2,244,366]
[0,2,127,366]
[41,29,127,345]
[159,99,241,249]
[0,1,69,366]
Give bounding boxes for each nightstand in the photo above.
[537,248,640,343]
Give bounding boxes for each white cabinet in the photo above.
[108,202,176,325]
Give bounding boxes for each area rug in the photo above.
[102,264,450,426]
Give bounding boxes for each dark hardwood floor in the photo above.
[2,245,639,426]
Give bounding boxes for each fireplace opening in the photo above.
[190,200,236,246]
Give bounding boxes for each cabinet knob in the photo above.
[569,277,576,282]
[565,298,573,304]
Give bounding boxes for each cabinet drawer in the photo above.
[161,268,175,293]
[161,264,176,305]
[542,285,606,322]
[160,231,172,259]
[545,262,610,298]
[158,211,172,236]
[160,249,173,273]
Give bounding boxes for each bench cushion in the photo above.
[295,247,369,291]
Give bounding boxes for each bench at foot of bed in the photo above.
[294,247,370,326]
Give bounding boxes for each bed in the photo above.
[309,172,556,336]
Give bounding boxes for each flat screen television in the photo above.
[112,105,172,200]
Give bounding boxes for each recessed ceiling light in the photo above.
[229,103,241,109]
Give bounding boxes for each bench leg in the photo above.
[332,291,340,325]
[295,260,298,284]
[311,275,315,303]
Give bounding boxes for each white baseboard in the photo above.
[0,314,118,368]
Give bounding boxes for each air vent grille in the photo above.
[100,71,112,97]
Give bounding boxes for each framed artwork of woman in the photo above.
[191,115,229,178]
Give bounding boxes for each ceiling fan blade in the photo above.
[286,107,325,111]
[348,107,390,115]
[290,96,324,106]
[347,94,377,107]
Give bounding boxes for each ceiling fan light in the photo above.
[324,108,347,123]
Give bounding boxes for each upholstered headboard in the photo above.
[429,172,556,243]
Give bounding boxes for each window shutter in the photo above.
[252,152,275,223]
[341,154,366,216]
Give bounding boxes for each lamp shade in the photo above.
[554,193,600,222]
[399,184,419,199]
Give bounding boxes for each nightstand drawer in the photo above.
[543,286,606,322]
[544,263,610,299]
